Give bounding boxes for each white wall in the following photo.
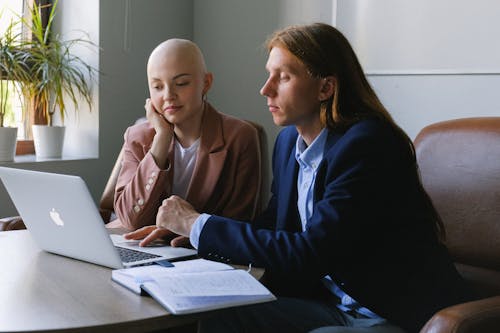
[337,0,500,73]
[367,74,500,139]
[336,0,500,139]
[55,0,99,158]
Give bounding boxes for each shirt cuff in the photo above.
[189,213,211,249]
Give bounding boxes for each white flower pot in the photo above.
[32,125,66,159]
[0,127,18,162]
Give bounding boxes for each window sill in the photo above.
[1,154,97,164]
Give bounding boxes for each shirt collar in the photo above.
[295,128,328,170]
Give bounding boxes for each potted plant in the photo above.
[21,0,96,158]
[0,15,30,162]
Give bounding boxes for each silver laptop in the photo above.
[0,166,197,269]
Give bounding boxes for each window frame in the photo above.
[1,0,52,154]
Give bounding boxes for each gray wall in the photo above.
[0,0,194,216]
[193,0,334,199]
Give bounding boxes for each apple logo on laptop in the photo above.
[49,208,65,226]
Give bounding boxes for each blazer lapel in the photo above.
[185,104,226,211]
[276,137,301,232]
[314,129,342,201]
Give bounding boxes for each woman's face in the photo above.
[260,46,325,129]
[147,53,209,127]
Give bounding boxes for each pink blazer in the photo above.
[113,103,261,230]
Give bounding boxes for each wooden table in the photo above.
[0,230,258,333]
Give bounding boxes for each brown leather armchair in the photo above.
[415,117,500,333]
[0,215,26,231]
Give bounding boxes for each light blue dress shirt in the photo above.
[294,129,382,319]
[190,128,382,320]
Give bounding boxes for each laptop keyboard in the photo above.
[115,246,161,263]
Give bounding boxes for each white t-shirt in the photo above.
[171,138,200,199]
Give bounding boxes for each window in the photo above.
[1,0,99,159]
[1,0,45,154]
[0,0,25,135]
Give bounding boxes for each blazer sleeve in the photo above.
[113,126,171,230]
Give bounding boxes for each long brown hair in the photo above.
[265,23,395,132]
[265,23,446,241]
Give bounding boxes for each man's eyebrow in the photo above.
[267,63,299,74]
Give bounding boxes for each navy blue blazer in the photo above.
[198,118,472,332]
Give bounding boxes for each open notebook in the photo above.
[112,258,276,314]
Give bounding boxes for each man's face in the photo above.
[260,46,323,129]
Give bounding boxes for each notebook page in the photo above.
[148,269,270,296]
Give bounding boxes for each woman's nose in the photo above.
[163,86,176,100]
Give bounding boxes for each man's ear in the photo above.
[203,72,214,95]
[318,76,336,102]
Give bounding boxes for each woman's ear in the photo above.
[318,76,336,102]
[203,72,214,95]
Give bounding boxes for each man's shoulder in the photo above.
[324,118,411,164]
[334,118,404,150]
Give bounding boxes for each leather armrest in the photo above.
[420,296,500,333]
[99,208,113,223]
[0,216,26,231]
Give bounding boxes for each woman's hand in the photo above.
[145,98,173,169]
[145,98,172,135]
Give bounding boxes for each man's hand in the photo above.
[157,195,200,237]
[123,225,191,248]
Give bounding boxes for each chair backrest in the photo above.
[99,147,124,223]
[414,117,500,298]
[244,120,269,216]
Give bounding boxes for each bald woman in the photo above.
[112,39,261,247]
